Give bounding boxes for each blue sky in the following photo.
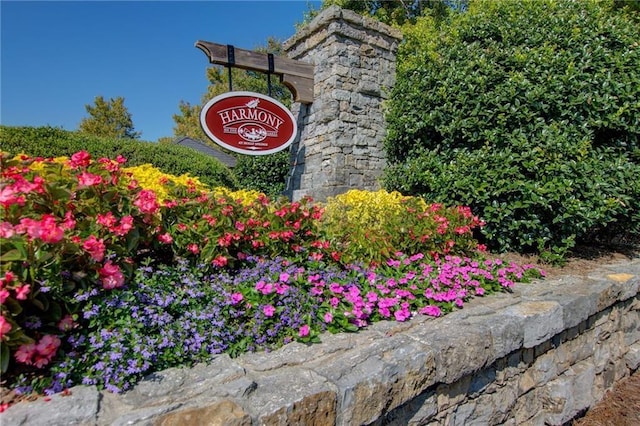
[1,0,321,142]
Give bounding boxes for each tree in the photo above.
[78,96,141,139]
[320,0,466,26]
[382,0,640,261]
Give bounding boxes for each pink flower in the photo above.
[77,172,103,187]
[262,305,276,317]
[0,289,9,304]
[133,189,160,215]
[323,312,333,323]
[230,292,243,305]
[158,233,173,244]
[187,243,199,254]
[83,235,106,262]
[61,211,76,230]
[14,284,30,300]
[97,212,118,228]
[36,334,61,357]
[298,324,310,337]
[68,150,91,168]
[0,222,15,238]
[57,315,76,331]
[15,343,37,364]
[27,214,64,244]
[0,186,25,208]
[98,261,125,290]
[0,315,12,339]
[212,256,228,268]
[113,216,133,236]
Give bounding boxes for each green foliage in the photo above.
[0,125,237,189]
[383,0,640,260]
[233,151,290,197]
[78,96,141,139]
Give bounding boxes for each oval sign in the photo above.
[200,91,297,156]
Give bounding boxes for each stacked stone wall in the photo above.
[283,6,402,201]
[4,258,639,425]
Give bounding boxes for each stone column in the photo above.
[283,6,403,202]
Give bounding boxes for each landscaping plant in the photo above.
[382,0,640,262]
[0,151,543,409]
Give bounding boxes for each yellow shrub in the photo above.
[123,164,208,203]
[210,187,265,207]
[324,189,424,231]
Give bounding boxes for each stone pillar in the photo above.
[283,6,403,202]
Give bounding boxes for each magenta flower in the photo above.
[298,324,310,337]
[262,305,276,317]
[230,292,243,305]
[419,305,442,317]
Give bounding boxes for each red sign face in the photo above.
[200,91,297,155]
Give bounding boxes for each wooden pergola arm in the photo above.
[195,40,314,104]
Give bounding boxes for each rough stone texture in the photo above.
[2,258,639,425]
[283,6,403,201]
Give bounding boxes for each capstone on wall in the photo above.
[283,6,403,202]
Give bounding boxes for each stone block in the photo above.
[506,301,564,348]
[1,385,100,426]
[156,400,251,426]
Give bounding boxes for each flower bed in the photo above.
[0,151,543,411]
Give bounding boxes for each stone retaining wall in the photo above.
[3,257,639,425]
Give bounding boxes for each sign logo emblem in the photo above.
[200,91,297,155]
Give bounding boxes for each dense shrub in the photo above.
[0,126,238,189]
[383,0,640,261]
[233,150,290,198]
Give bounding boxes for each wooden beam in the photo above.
[195,40,314,104]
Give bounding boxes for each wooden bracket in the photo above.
[195,40,314,104]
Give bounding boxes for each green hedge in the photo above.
[383,0,640,261]
[0,126,238,189]
[233,151,290,198]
